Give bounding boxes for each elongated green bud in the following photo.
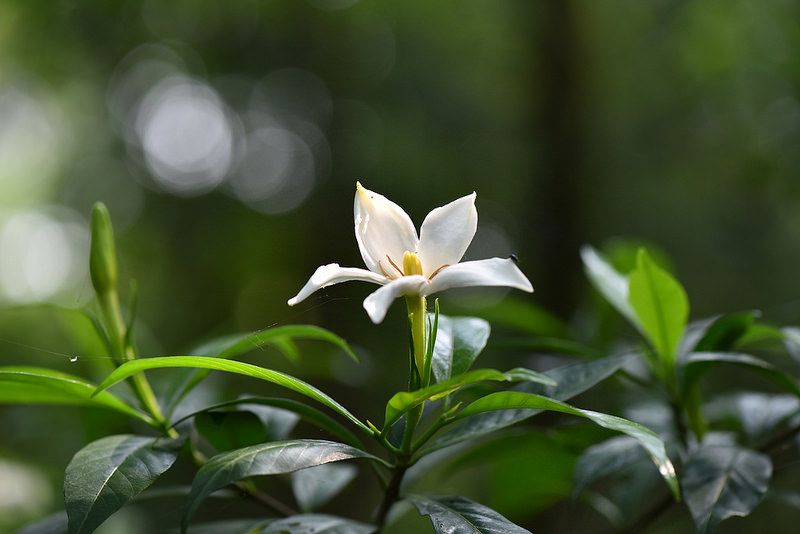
[89,202,118,295]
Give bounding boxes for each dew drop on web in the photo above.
[69,356,78,363]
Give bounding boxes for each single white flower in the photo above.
[288,183,533,323]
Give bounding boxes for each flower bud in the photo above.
[89,202,119,295]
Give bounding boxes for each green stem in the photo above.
[99,289,168,433]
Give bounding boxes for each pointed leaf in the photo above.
[292,463,358,513]
[383,368,555,430]
[193,325,358,363]
[693,312,757,353]
[452,392,679,499]
[431,315,490,383]
[571,436,648,501]
[682,443,771,534]
[628,248,689,365]
[681,352,800,397]
[423,353,633,455]
[261,514,376,533]
[64,434,184,534]
[184,440,384,527]
[0,367,153,425]
[93,356,370,433]
[408,494,531,534]
[580,246,638,327]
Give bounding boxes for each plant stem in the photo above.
[375,460,409,529]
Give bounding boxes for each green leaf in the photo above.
[0,367,153,425]
[571,436,648,501]
[731,393,800,445]
[92,356,370,433]
[183,518,273,534]
[430,315,490,383]
[628,248,689,366]
[693,312,757,352]
[261,514,376,533]
[407,494,531,534]
[423,353,634,455]
[184,440,383,529]
[193,325,358,363]
[64,434,184,534]
[194,411,267,453]
[682,442,771,534]
[15,511,68,534]
[172,397,364,449]
[383,368,555,430]
[452,392,680,500]
[681,351,800,397]
[291,463,358,513]
[580,245,638,327]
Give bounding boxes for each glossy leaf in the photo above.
[423,353,634,454]
[0,367,153,425]
[64,434,184,534]
[192,325,358,363]
[681,351,800,397]
[383,368,555,430]
[571,436,648,501]
[453,392,679,499]
[261,514,376,533]
[430,315,490,383]
[628,248,689,366]
[408,494,531,534]
[682,443,771,534]
[184,440,384,528]
[580,245,638,327]
[292,463,358,513]
[184,518,273,534]
[693,312,756,352]
[92,356,370,433]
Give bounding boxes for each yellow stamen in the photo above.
[402,251,424,277]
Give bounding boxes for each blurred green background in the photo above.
[2,1,800,532]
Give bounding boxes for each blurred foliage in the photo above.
[3,0,800,533]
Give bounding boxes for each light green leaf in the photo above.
[682,442,771,534]
[0,367,153,425]
[192,325,358,363]
[408,494,531,534]
[184,440,383,529]
[453,392,680,500]
[383,368,555,430]
[64,434,184,534]
[580,246,638,327]
[431,315,490,383]
[92,356,370,433]
[628,248,689,366]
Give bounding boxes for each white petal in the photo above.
[362,275,429,323]
[288,263,386,306]
[424,257,533,295]
[417,192,477,278]
[354,183,418,277]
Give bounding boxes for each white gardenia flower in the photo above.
[288,183,534,323]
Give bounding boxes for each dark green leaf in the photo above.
[184,440,384,528]
[682,443,771,534]
[64,434,184,534]
[195,411,267,453]
[171,397,363,449]
[15,511,68,534]
[291,463,358,513]
[261,514,376,533]
[93,356,370,433]
[383,368,555,430]
[182,518,272,534]
[681,351,800,397]
[730,393,799,445]
[430,315,490,383]
[693,312,757,352]
[452,392,679,500]
[571,436,648,501]
[162,368,212,422]
[408,494,531,534]
[0,367,153,425]
[423,353,634,454]
[628,248,689,366]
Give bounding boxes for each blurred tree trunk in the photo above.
[531,0,589,318]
